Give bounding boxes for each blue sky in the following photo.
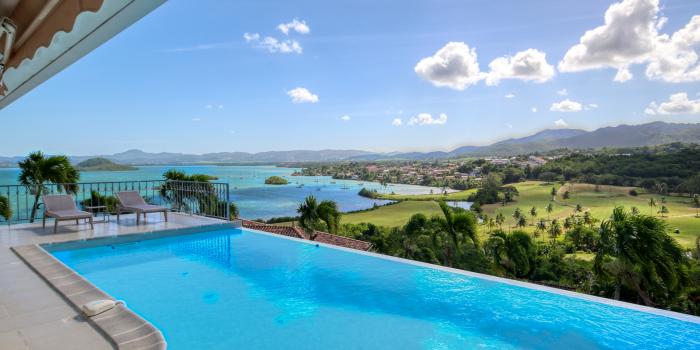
[1,0,700,156]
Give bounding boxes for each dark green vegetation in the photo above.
[162,169,218,182]
[534,144,700,194]
[80,191,118,213]
[76,157,137,171]
[297,195,341,238]
[264,176,289,185]
[159,170,228,217]
[18,151,80,223]
[358,187,381,199]
[0,195,10,220]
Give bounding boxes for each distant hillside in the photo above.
[553,122,700,149]
[76,158,137,171]
[2,121,699,164]
[373,121,700,159]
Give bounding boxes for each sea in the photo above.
[0,165,443,220]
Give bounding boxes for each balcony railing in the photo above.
[0,180,231,224]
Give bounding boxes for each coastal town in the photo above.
[291,155,550,189]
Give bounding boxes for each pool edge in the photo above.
[244,226,700,326]
[11,243,167,350]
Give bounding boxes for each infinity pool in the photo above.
[47,227,700,349]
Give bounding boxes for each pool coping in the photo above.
[11,222,236,350]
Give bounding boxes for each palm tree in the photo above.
[18,152,79,223]
[548,219,562,241]
[485,230,536,278]
[516,216,527,229]
[574,204,583,215]
[658,205,669,218]
[317,200,341,234]
[546,202,554,220]
[535,218,547,242]
[486,216,497,233]
[297,195,321,240]
[436,201,479,266]
[512,207,522,223]
[551,186,557,200]
[297,195,341,238]
[693,194,700,218]
[630,206,640,215]
[403,213,429,259]
[529,206,537,225]
[0,195,11,221]
[160,169,220,215]
[595,207,688,306]
[563,216,573,232]
[582,211,596,228]
[495,212,505,229]
[648,197,657,216]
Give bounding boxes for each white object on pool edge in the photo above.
[82,299,116,317]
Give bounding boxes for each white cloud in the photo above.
[614,66,633,82]
[557,88,568,96]
[340,115,351,121]
[414,42,484,90]
[505,123,514,129]
[392,118,403,126]
[415,43,556,89]
[192,117,201,122]
[407,113,448,126]
[558,0,659,73]
[218,105,224,109]
[550,99,583,112]
[645,92,700,115]
[277,19,310,35]
[645,16,700,83]
[485,48,555,85]
[554,119,568,128]
[588,103,599,108]
[531,107,538,113]
[287,87,319,103]
[505,93,516,99]
[205,104,213,109]
[558,0,700,83]
[243,32,302,54]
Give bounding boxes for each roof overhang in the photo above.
[0,0,165,110]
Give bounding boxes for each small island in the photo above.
[358,187,381,199]
[76,157,137,171]
[264,176,289,185]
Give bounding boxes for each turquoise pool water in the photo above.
[48,227,700,350]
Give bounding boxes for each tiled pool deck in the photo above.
[0,213,226,350]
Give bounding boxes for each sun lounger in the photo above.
[115,191,168,224]
[42,194,94,233]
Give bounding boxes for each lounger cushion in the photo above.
[46,210,92,220]
[122,205,167,213]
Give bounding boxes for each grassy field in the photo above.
[374,188,476,201]
[482,182,699,247]
[343,181,700,248]
[342,201,442,227]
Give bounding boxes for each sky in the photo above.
[1,0,700,156]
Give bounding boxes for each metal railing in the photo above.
[0,180,230,224]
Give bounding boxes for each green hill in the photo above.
[76,158,137,171]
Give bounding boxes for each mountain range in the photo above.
[1,122,699,166]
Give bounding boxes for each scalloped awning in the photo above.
[0,0,165,110]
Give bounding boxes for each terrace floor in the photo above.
[0,213,226,350]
